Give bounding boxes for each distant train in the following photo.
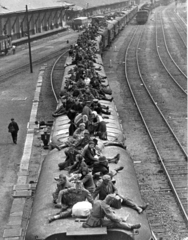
[25,5,156,240]
[136,10,150,24]
[0,35,12,55]
[136,1,161,24]
[72,17,90,30]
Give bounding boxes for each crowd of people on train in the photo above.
[48,21,148,231]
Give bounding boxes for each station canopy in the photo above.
[0,1,74,14]
[0,0,128,13]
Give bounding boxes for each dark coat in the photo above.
[82,145,97,166]
[8,121,19,133]
[93,181,118,200]
[92,161,109,175]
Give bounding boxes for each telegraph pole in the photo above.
[26,5,33,73]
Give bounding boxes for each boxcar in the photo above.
[136,10,149,24]
[72,17,89,30]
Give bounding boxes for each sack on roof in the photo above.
[72,201,92,217]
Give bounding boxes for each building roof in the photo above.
[0,0,127,14]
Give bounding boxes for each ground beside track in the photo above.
[0,30,79,239]
[102,7,187,240]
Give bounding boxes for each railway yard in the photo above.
[0,1,187,240]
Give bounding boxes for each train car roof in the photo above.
[25,144,151,240]
[92,15,105,19]
[74,17,88,20]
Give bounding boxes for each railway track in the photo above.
[176,4,187,26]
[124,18,188,235]
[0,48,69,83]
[50,51,68,103]
[165,7,187,48]
[155,12,187,95]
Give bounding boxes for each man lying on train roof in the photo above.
[48,180,93,223]
[93,175,148,214]
[82,194,141,231]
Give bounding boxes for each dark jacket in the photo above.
[8,121,19,133]
[59,187,93,207]
[82,145,97,166]
[93,181,118,200]
[92,161,109,175]
[85,200,121,227]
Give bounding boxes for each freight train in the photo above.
[136,1,161,24]
[25,5,156,240]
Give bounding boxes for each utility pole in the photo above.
[26,5,33,73]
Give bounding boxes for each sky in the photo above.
[0,0,126,14]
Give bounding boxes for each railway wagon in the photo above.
[0,35,12,55]
[99,6,139,50]
[136,10,150,24]
[25,5,154,240]
[107,19,119,36]
[72,17,89,30]
[91,15,107,27]
[25,132,152,240]
[26,62,153,240]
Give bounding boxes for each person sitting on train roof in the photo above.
[88,111,108,140]
[71,130,91,151]
[83,87,95,102]
[68,154,85,174]
[81,140,99,167]
[72,123,86,140]
[52,173,74,204]
[52,96,67,117]
[82,194,141,231]
[58,147,80,171]
[74,113,89,129]
[93,175,148,214]
[82,140,120,166]
[70,97,83,113]
[82,101,93,121]
[90,99,111,115]
[78,164,96,195]
[92,156,124,178]
[48,180,93,223]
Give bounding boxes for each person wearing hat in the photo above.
[93,175,148,214]
[52,174,74,204]
[8,118,19,144]
[48,181,93,223]
[91,98,111,115]
[82,140,99,166]
[90,99,102,115]
[82,194,141,231]
[93,174,118,201]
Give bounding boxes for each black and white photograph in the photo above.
[0,0,187,239]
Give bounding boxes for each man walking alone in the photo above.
[8,118,19,144]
